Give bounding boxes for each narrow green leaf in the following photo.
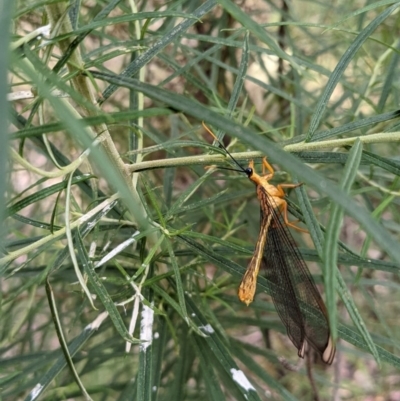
[231,344,298,401]
[10,109,172,140]
[186,296,262,401]
[324,139,380,364]
[166,325,194,400]
[137,289,154,401]
[24,312,109,401]
[214,31,249,142]
[75,231,138,344]
[140,175,165,227]
[311,110,400,142]
[362,149,400,176]
[6,174,94,217]
[150,315,168,401]
[45,278,93,401]
[52,11,201,39]
[338,323,400,368]
[217,0,298,69]
[192,335,226,400]
[378,43,400,110]
[0,0,12,245]
[165,238,189,323]
[294,182,324,256]
[324,140,361,334]
[306,4,399,139]
[167,171,214,218]
[101,0,217,101]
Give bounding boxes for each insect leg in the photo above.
[261,157,274,180]
[278,200,308,233]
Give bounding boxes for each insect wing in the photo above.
[258,187,333,362]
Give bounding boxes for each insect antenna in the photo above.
[202,122,246,173]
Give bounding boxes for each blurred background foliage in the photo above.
[2,0,400,400]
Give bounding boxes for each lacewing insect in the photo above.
[204,124,335,364]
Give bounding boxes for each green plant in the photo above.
[2,1,400,400]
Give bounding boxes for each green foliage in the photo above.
[2,1,400,400]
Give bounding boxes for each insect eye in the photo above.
[245,167,253,176]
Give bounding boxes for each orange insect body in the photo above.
[203,123,335,364]
[238,158,335,364]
